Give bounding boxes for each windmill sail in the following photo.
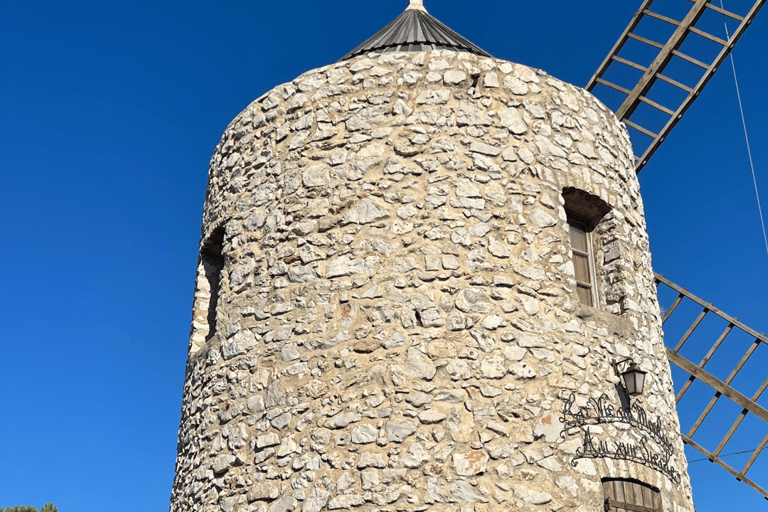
[587,0,765,173]
[656,273,768,500]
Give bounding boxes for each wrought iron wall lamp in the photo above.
[613,359,647,396]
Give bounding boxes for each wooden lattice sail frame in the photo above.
[656,273,768,500]
[587,0,766,173]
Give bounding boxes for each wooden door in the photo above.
[603,479,663,512]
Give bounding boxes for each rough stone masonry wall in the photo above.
[172,50,695,512]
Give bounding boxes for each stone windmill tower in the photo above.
[167,1,739,510]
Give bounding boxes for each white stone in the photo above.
[514,486,552,505]
[351,424,377,444]
[499,107,527,135]
[484,71,499,87]
[401,442,431,468]
[342,197,390,225]
[504,345,526,361]
[444,69,467,84]
[503,75,529,95]
[416,88,451,105]
[453,451,489,476]
[528,209,557,228]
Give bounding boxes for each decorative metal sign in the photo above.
[561,393,680,484]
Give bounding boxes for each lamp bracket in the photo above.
[612,358,634,377]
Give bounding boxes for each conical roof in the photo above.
[340,0,491,61]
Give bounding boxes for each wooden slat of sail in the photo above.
[655,273,768,501]
[587,0,766,173]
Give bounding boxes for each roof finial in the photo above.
[407,0,427,12]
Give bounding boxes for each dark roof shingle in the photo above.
[340,4,491,61]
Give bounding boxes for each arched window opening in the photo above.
[563,188,611,308]
[201,228,225,341]
[602,478,662,512]
[190,227,224,354]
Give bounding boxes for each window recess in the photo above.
[562,188,611,308]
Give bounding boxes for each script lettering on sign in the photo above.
[560,393,680,484]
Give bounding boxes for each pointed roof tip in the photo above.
[406,0,427,12]
[339,2,491,62]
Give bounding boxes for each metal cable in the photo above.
[720,0,768,261]
[688,446,764,464]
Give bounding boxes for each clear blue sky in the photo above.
[1,0,766,510]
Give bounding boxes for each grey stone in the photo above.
[419,307,444,327]
[248,395,265,413]
[221,329,257,360]
[577,142,597,159]
[385,419,417,443]
[266,380,287,408]
[470,329,495,352]
[280,343,300,362]
[502,147,517,161]
[287,265,318,283]
[271,412,292,429]
[446,360,472,380]
[336,472,355,492]
[434,389,465,402]
[324,412,362,429]
[406,391,432,407]
[213,454,235,473]
[360,469,380,490]
[247,481,281,501]
[418,409,447,424]
[518,147,535,164]
[455,288,493,314]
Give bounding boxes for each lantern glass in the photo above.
[621,363,646,396]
